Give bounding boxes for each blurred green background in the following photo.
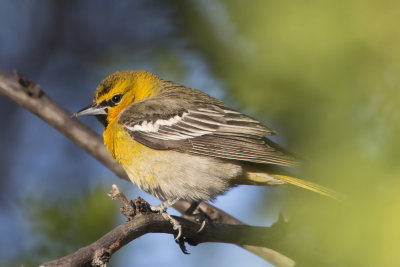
[1,0,399,266]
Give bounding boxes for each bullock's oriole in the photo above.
[74,70,336,237]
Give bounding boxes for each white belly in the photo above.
[124,150,243,202]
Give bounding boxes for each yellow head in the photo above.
[73,70,161,126]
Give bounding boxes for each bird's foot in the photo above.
[183,201,208,233]
[150,198,178,213]
[150,198,182,239]
[161,211,183,240]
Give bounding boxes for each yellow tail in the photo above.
[270,174,339,199]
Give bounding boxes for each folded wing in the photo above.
[119,96,298,166]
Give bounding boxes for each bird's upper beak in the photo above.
[72,103,107,117]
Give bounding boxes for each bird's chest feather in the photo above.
[103,122,159,190]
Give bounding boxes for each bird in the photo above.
[73,70,336,237]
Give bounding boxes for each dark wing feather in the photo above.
[119,95,298,166]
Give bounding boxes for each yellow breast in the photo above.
[103,121,158,190]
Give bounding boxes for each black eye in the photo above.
[111,94,122,103]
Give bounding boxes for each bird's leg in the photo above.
[183,201,207,233]
[150,198,182,240]
[150,198,178,213]
[184,201,200,215]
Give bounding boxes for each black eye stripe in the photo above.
[99,99,116,107]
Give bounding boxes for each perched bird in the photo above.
[74,71,335,235]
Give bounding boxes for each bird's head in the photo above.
[73,70,160,127]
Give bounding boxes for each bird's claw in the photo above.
[160,211,182,240]
[197,219,206,233]
[150,198,181,239]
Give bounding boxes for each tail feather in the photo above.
[244,171,339,199]
[269,174,339,199]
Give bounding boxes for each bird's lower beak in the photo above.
[72,104,107,117]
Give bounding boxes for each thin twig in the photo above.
[108,184,136,220]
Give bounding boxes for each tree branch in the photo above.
[0,71,127,179]
[0,71,295,267]
[41,185,291,267]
